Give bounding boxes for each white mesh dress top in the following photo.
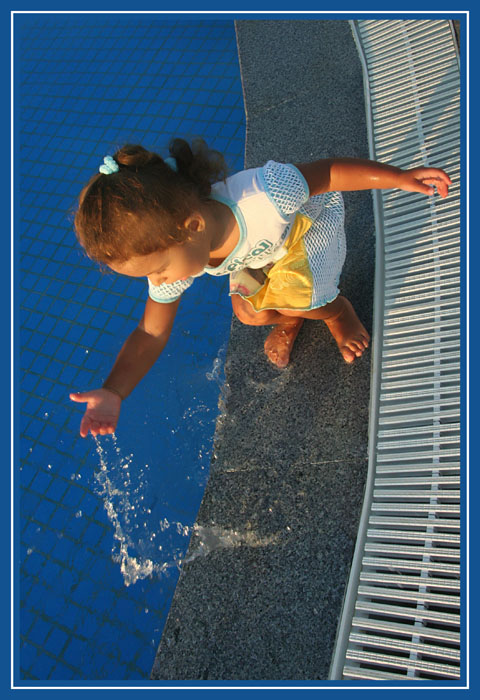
[148,160,346,310]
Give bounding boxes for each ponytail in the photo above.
[167,137,228,197]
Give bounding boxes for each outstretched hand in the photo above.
[69,388,122,438]
[399,167,452,198]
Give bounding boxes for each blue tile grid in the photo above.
[17,14,245,682]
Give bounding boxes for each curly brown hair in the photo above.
[74,138,228,264]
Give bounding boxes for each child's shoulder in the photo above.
[213,163,266,202]
[219,160,303,197]
[214,161,309,218]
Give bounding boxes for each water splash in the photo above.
[93,436,190,587]
[90,342,230,587]
[184,523,280,564]
[206,342,230,403]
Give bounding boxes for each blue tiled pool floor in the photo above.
[16,13,245,682]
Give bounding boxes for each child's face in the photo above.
[109,236,210,286]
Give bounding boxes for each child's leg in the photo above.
[231,294,369,367]
[231,294,304,368]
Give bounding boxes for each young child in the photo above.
[69,138,451,438]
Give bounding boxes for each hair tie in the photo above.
[164,156,178,172]
[99,155,119,175]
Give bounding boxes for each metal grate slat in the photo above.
[354,601,460,626]
[345,650,460,678]
[350,615,460,643]
[359,571,461,589]
[329,19,461,681]
[349,634,460,661]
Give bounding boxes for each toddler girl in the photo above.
[70,138,451,438]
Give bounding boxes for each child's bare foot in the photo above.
[323,296,370,364]
[264,319,304,368]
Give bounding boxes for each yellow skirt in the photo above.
[229,192,346,312]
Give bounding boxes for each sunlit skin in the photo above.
[70,158,452,437]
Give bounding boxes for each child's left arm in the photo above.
[295,158,452,199]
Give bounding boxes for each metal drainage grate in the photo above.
[329,19,461,681]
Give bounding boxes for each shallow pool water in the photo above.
[16,13,245,682]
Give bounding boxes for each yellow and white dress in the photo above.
[148,160,346,311]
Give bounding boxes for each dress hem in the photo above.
[228,289,340,312]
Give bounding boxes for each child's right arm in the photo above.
[295,158,451,198]
[69,296,181,437]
